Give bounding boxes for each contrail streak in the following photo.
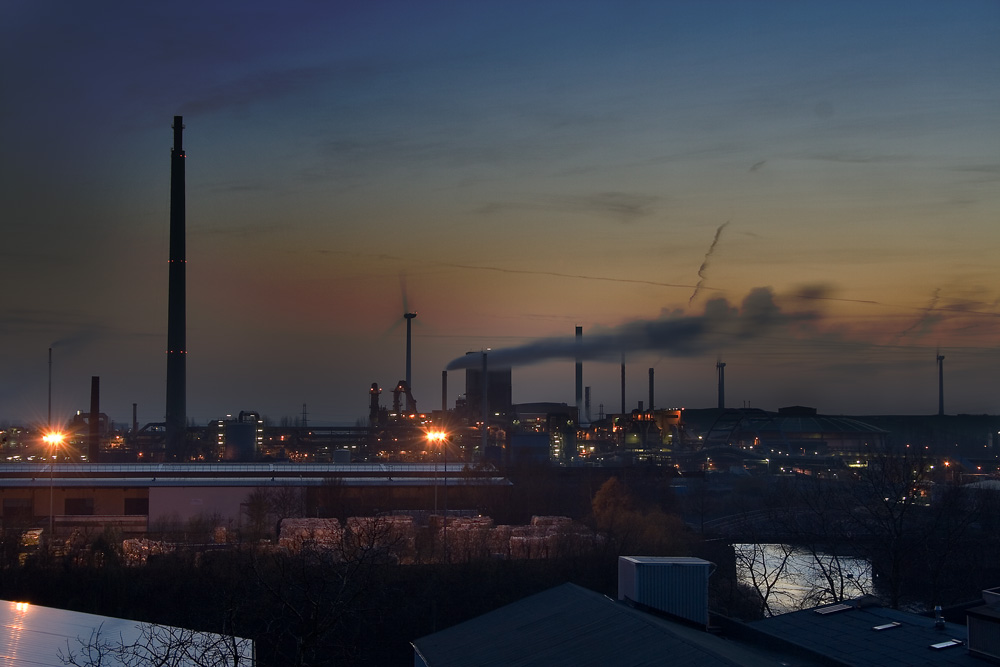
[689,221,730,306]
[893,288,941,342]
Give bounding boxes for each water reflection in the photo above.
[734,543,872,616]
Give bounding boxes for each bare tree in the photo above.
[242,486,306,542]
[733,542,796,617]
[59,622,251,667]
[768,476,871,607]
[768,445,985,610]
[249,514,403,665]
[841,445,934,608]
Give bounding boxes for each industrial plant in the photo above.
[1,120,999,538]
[2,115,999,667]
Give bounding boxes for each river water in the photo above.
[733,543,872,615]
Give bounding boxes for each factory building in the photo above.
[0,463,510,539]
[463,364,513,419]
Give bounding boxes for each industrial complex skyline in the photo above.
[3,1,999,426]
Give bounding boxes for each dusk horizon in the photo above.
[3,1,998,428]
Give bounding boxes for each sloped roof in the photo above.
[750,602,979,666]
[412,583,803,667]
[0,600,252,666]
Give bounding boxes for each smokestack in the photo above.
[132,403,138,434]
[442,370,447,412]
[621,357,626,415]
[369,382,381,425]
[585,386,591,424]
[575,326,583,423]
[648,368,654,413]
[165,116,187,460]
[89,376,100,463]
[717,360,726,409]
[48,348,52,428]
[481,352,488,452]
[405,312,417,392]
[937,353,945,416]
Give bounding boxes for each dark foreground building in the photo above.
[413,557,999,667]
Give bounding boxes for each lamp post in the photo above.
[43,431,64,539]
[426,430,449,561]
[442,434,448,564]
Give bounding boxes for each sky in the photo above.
[2,1,999,427]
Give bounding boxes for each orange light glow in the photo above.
[426,430,448,444]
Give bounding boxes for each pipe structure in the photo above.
[165,116,187,459]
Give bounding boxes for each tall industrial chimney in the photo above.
[404,313,417,387]
[48,347,52,428]
[648,368,654,413]
[575,326,583,424]
[937,353,945,416]
[441,370,447,412]
[620,357,626,415]
[89,376,100,462]
[481,351,488,452]
[585,386,591,424]
[717,360,726,409]
[165,116,187,459]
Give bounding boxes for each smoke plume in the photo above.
[446,287,816,370]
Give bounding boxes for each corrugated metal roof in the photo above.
[0,600,252,666]
[412,583,803,667]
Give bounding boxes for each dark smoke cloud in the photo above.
[446,287,817,370]
[689,221,729,305]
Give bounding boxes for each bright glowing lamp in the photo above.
[43,431,65,539]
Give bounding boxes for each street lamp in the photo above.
[42,431,65,539]
[426,430,449,561]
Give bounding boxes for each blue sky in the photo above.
[2,1,999,426]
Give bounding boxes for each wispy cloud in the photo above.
[476,191,662,223]
[316,249,698,291]
[178,65,346,117]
